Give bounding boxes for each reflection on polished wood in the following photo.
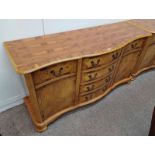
[4,20,155,132]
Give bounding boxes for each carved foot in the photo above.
[35,124,48,132]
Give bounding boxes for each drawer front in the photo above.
[138,43,155,69]
[33,60,77,85]
[123,39,144,55]
[81,64,115,82]
[82,50,121,69]
[79,85,108,103]
[80,74,111,93]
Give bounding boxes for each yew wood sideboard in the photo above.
[4,20,155,132]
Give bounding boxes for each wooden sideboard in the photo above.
[4,20,155,132]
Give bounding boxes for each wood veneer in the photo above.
[4,20,155,132]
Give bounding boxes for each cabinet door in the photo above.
[114,51,140,83]
[37,76,76,120]
[138,43,155,69]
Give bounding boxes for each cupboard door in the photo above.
[138,43,155,69]
[37,76,76,120]
[114,51,140,83]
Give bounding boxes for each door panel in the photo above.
[37,76,76,120]
[114,52,140,83]
[138,43,155,69]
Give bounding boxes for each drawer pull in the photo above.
[50,67,63,77]
[105,76,111,83]
[112,52,119,60]
[102,86,107,92]
[86,85,95,91]
[85,95,93,101]
[88,73,98,81]
[91,59,100,67]
[131,42,138,49]
[108,65,115,73]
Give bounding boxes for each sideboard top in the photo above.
[128,19,155,33]
[4,21,151,74]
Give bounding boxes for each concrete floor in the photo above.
[0,70,155,136]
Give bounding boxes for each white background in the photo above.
[0,0,154,153]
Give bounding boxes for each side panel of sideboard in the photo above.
[134,34,155,76]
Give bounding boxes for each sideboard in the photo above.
[4,20,155,132]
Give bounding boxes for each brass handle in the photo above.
[50,67,63,77]
[102,86,107,92]
[108,65,114,73]
[105,76,111,83]
[112,52,119,60]
[91,59,100,67]
[131,42,138,49]
[86,85,95,91]
[88,73,98,81]
[85,95,93,101]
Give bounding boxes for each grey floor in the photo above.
[0,70,155,136]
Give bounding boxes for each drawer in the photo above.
[80,74,111,93]
[79,85,108,103]
[33,60,77,85]
[81,64,115,83]
[123,39,144,55]
[82,50,121,69]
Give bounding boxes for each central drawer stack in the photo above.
[79,50,122,103]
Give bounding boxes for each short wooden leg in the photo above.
[35,124,48,132]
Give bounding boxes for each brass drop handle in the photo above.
[105,76,111,83]
[102,86,107,92]
[50,67,63,77]
[86,85,95,91]
[88,73,98,81]
[85,94,93,101]
[91,59,100,67]
[112,52,119,60]
[131,42,138,49]
[108,65,114,73]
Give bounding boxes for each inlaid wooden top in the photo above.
[128,19,155,33]
[4,21,151,74]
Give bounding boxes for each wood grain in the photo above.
[4,20,155,132]
[4,21,151,74]
[128,19,155,33]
